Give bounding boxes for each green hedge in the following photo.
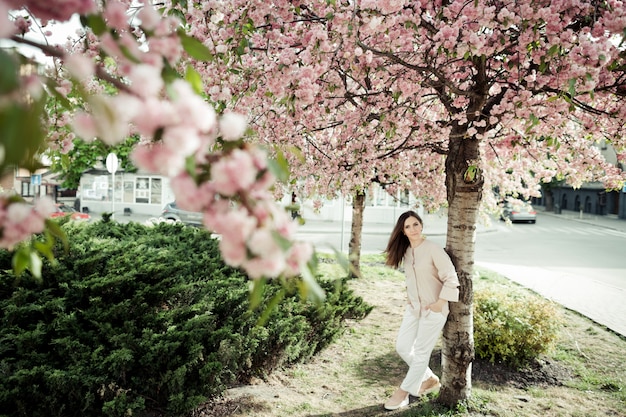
[0,220,371,417]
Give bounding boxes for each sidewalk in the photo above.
[539,207,626,233]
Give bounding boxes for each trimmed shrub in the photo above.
[473,286,562,368]
[0,221,371,417]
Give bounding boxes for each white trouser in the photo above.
[395,305,447,396]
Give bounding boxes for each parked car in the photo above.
[50,203,91,221]
[161,201,203,226]
[501,201,537,223]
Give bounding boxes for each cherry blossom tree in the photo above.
[174,0,626,405]
[1,1,319,300]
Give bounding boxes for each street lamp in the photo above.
[106,153,118,218]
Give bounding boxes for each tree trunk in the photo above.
[438,133,482,406]
[348,191,365,278]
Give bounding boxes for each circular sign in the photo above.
[106,153,119,174]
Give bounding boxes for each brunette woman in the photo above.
[383,210,459,410]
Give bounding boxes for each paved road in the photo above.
[474,211,626,337]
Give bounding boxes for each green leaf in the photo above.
[236,37,249,56]
[249,277,267,310]
[29,251,43,279]
[44,219,69,253]
[267,150,290,183]
[568,78,577,97]
[256,288,285,326]
[331,248,351,274]
[547,44,560,56]
[33,239,54,262]
[299,264,325,304]
[168,7,186,22]
[0,49,19,94]
[184,65,203,95]
[119,44,141,64]
[271,230,292,252]
[80,14,107,36]
[12,247,31,276]
[178,31,214,61]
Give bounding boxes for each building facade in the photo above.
[78,169,175,217]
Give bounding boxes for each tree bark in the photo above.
[438,133,481,406]
[348,191,365,278]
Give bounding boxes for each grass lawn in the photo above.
[197,254,626,417]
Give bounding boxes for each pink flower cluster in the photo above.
[4,0,96,23]
[1,1,314,281]
[0,196,56,250]
[149,123,314,280]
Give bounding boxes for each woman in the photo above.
[383,210,459,410]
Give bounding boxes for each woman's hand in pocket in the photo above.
[426,299,446,313]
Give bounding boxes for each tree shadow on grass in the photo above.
[352,347,444,387]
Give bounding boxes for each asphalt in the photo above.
[101,207,626,337]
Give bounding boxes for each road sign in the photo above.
[106,153,118,174]
[31,174,41,185]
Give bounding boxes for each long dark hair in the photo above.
[384,210,423,269]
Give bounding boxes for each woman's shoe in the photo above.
[384,389,409,410]
[418,376,441,396]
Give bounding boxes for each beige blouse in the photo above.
[403,239,460,317]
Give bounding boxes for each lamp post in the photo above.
[106,153,118,218]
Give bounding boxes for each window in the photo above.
[123,181,134,203]
[150,178,161,204]
[21,181,35,197]
[135,177,150,203]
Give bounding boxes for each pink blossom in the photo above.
[248,228,282,259]
[171,174,215,212]
[118,32,143,61]
[64,53,94,81]
[99,32,124,59]
[23,213,45,235]
[72,112,98,141]
[219,112,247,141]
[0,197,52,250]
[13,16,31,34]
[88,94,138,145]
[33,197,55,218]
[131,143,185,177]
[103,1,128,31]
[284,241,314,277]
[207,208,257,243]
[127,64,164,98]
[54,79,72,97]
[148,36,183,64]
[60,136,74,152]
[6,202,31,224]
[132,98,176,135]
[162,125,201,156]
[210,149,257,196]
[5,0,96,22]
[242,256,286,279]
[138,3,160,31]
[0,2,14,38]
[219,237,247,266]
[170,80,217,132]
